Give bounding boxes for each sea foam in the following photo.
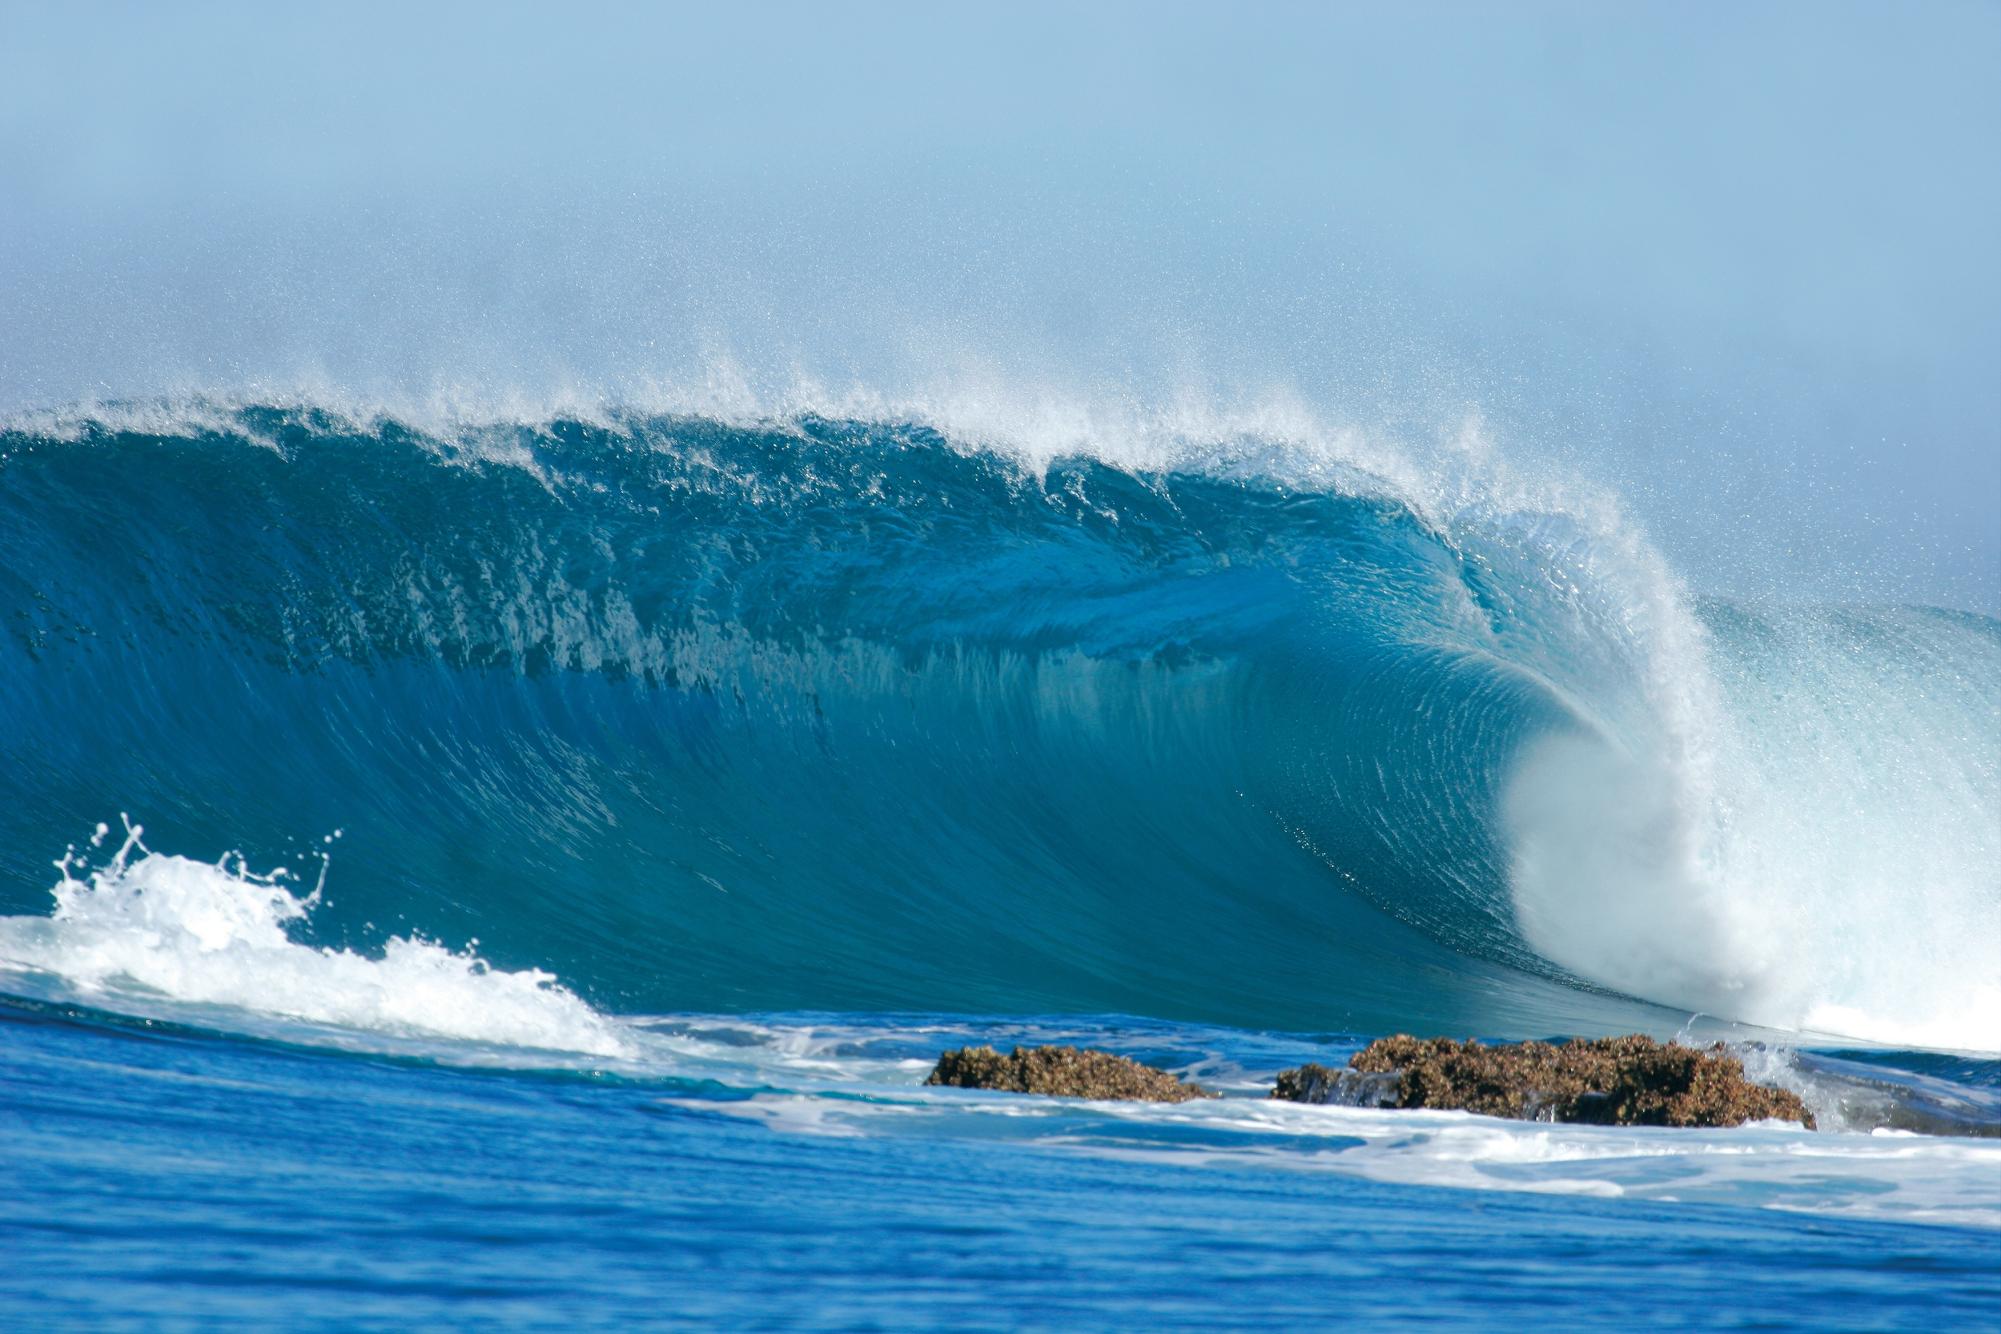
[0,821,632,1059]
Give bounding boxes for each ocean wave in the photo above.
[0,401,1994,1049]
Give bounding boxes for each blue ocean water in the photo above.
[2,403,1997,1327]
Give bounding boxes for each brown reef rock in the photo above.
[1272,1034,1815,1129]
[926,1044,1215,1103]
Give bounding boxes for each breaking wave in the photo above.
[0,400,1994,1049]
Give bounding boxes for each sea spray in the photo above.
[0,818,632,1058]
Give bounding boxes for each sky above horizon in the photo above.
[3,1,1997,608]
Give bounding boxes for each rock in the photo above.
[1270,1063,1398,1108]
[1271,1034,1815,1129]
[925,1044,1216,1102]
[1270,1063,1345,1104]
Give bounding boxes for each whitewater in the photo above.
[2,392,1997,1326]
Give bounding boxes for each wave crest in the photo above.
[0,403,1993,1049]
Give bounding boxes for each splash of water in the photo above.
[0,819,631,1058]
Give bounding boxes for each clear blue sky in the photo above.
[3,2,1996,607]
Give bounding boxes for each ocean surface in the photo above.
[2,402,1997,1328]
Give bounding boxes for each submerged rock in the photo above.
[1272,1034,1815,1129]
[926,1044,1216,1103]
[1270,1063,1399,1108]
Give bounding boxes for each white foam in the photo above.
[0,822,633,1059]
[650,1018,2001,1230]
[1504,603,2001,1055]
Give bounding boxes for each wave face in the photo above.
[1,403,1995,1048]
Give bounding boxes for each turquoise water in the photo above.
[2,404,1997,1326]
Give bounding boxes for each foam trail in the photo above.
[0,822,632,1058]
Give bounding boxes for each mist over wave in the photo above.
[0,394,1994,1050]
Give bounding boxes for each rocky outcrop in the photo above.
[926,1044,1216,1102]
[1272,1034,1815,1129]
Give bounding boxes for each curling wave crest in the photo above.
[0,399,1994,1049]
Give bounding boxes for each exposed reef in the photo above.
[925,1044,1216,1102]
[1272,1034,1815,1129]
